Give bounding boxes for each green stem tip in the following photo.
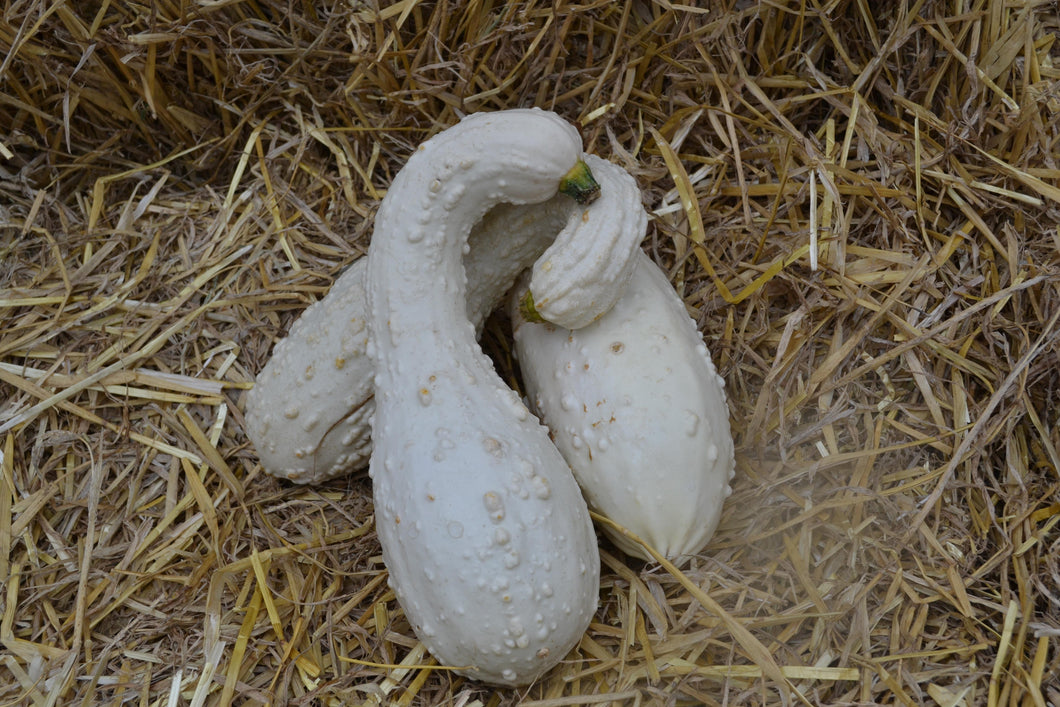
[518,290,545,323]
[558,159,601,205]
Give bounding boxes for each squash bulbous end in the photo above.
[558,159,600,205]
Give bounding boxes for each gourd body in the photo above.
[365,109,599,686]
[511,250,736,561]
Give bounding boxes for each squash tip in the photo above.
[558,159,600,205]
[518,290,546,323]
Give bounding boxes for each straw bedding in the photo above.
[1,1,1058,704]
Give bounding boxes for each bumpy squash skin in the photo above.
[526,154,647,330]
[365,109,600,686]
[244,261,374,482]
[245,199,575,483]
[246,157,647,485]
[511,250,736,562]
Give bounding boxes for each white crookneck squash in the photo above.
[364,109,619,686]
[509,249,736,562]
[246,155,644,484]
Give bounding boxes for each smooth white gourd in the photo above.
[246,158,645,485]
[365,109,600,686]
[510,249,736,561]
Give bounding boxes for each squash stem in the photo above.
[518,290,545,323]
[558,159,601,205]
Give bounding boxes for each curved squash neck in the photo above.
[370,162,514,358]
[367,136,587,379]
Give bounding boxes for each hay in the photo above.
[2,0,1059,704]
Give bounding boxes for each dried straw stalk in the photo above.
[2,1,1059,705]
